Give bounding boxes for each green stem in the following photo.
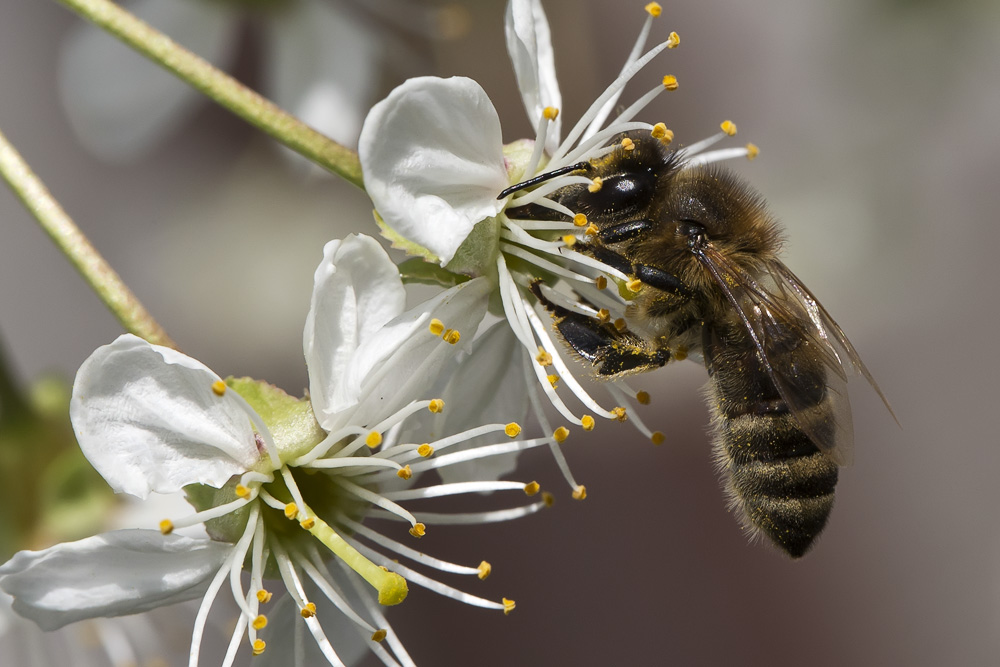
[56,0,364,189]
[0,332,30,424]
[0,128,177,349]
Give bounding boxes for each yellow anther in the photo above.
[651,123,674,146]
[645,2,662,17]
[252,639,266,656]
[543,106,560,120]
[573,485,588,500]
[598,309,611,323]
[636,390,651,405]
[585,223,600,236]
[372,629,388,642]
[720,120,737,136]
[662,75,679,91]
[502,598,516,615]
[581,415,596,431]
[562,234,578,247]
[256,589,273,604]
[627,277,643,293]
[667,31,680,48]
[299,517,316,530]
[542,492,555,507]
[235,484,251,499]
[429,318,445,336]
[573,213,588,227]
[614,318,627,332]
[536,347,553,366]
[553,426,570,443]
[478,561,492,580]
[417,443,434,457]
[651,431,666,445]
[284,503,298,520]
[547,373,560,388]
[524,481,541,496]
[211,380,226,396]
[428,398,445,413]
[673,345,688,361]
[366,431,383,448]
[612,406,628,421]
[505,422,522,438]
[621,137,635,151]
[409,523,427,538]
[252,615,268,630]
[444,329,461,345]
[588,176,604,193]
[745,143,760,160]
[397,465,413,480]
[300,602,317,618]
[159,519,174,535]
[595,275,608,290]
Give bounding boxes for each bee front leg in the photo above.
[529,281,670,377]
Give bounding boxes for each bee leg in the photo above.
[633,264,692,298]
[529,281,670,377]
[575,243,634,275]
[596,219,655,244]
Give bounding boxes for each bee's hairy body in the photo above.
[514,134,845,557]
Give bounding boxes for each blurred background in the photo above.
[2,0,999,664]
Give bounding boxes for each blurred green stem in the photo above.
[56,0,365,189]
[0,334,30,424]
[0,128,177,348]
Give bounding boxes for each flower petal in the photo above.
[262,2,380,148]
[305,235,407,424]
[58,0,238,162]
[0,530,229,631]
[359,76,508,265]
[71,335,260,498]
[505,0,562,153]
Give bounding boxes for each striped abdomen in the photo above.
[703,323,839,558]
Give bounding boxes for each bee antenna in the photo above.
[497,162,589,200]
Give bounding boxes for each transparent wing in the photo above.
[696,246,889,466]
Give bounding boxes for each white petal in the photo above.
[359,76,508,265]
[305,235,406,424]
[263,2,380,148]
[436,323,530,483]
[0,531,230,631]
[58,0,238,162]
[327,278,493,430]
[505,0,562,153]
[71,335,260,498]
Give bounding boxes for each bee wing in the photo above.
[697,247,873,466]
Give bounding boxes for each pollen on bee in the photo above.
[505,422,522,437]
[543,106,560,120]
[572,485,588,501]
[211,380,226,396]
[721,120,737,136]
[651,431,666,445]
[595,275,608,290]
[547,373,560,388]
[636,390,651,405]
[397,465,413,480]
[524,481,541,496]
[502,598,516,615]
[536,347,553,366]
[588,176,604,193]
[573,213,588,227]
[746,143,760,160]
[409,523,427,538]
[621,137,636,151]
[372,629,388,642]
[651,123,674,145]
[667,31,680,48]
[612,406,628,422]
[662,75,679,91]
[252,639,266,656]
[158,519,174,535]
[256,589,273,604]
[553,426,570,443]
[252,615,268,630]
[478,561,492,580]
[428,398,445,413]
[418,443,434,457]
[581,415,596,431]
[366,431,383,448]
[428,318,445,336]
[300,602,317,618]
[645,2,662,17]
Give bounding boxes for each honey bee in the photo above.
[504,132,893,558]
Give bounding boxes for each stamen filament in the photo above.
[678,130,728,159]
[522,359,582,490]
[369,501,548,525]
[332,477,419,528]
[306,457,403,472]
[290,426,366,465]
[168,496,252,531]
[381,480,529,501]
[560,121,654,166]
[188,550,235,667]
[339,515,482,576]
[683,145,753,167]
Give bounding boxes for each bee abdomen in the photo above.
[714,411,838,558]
